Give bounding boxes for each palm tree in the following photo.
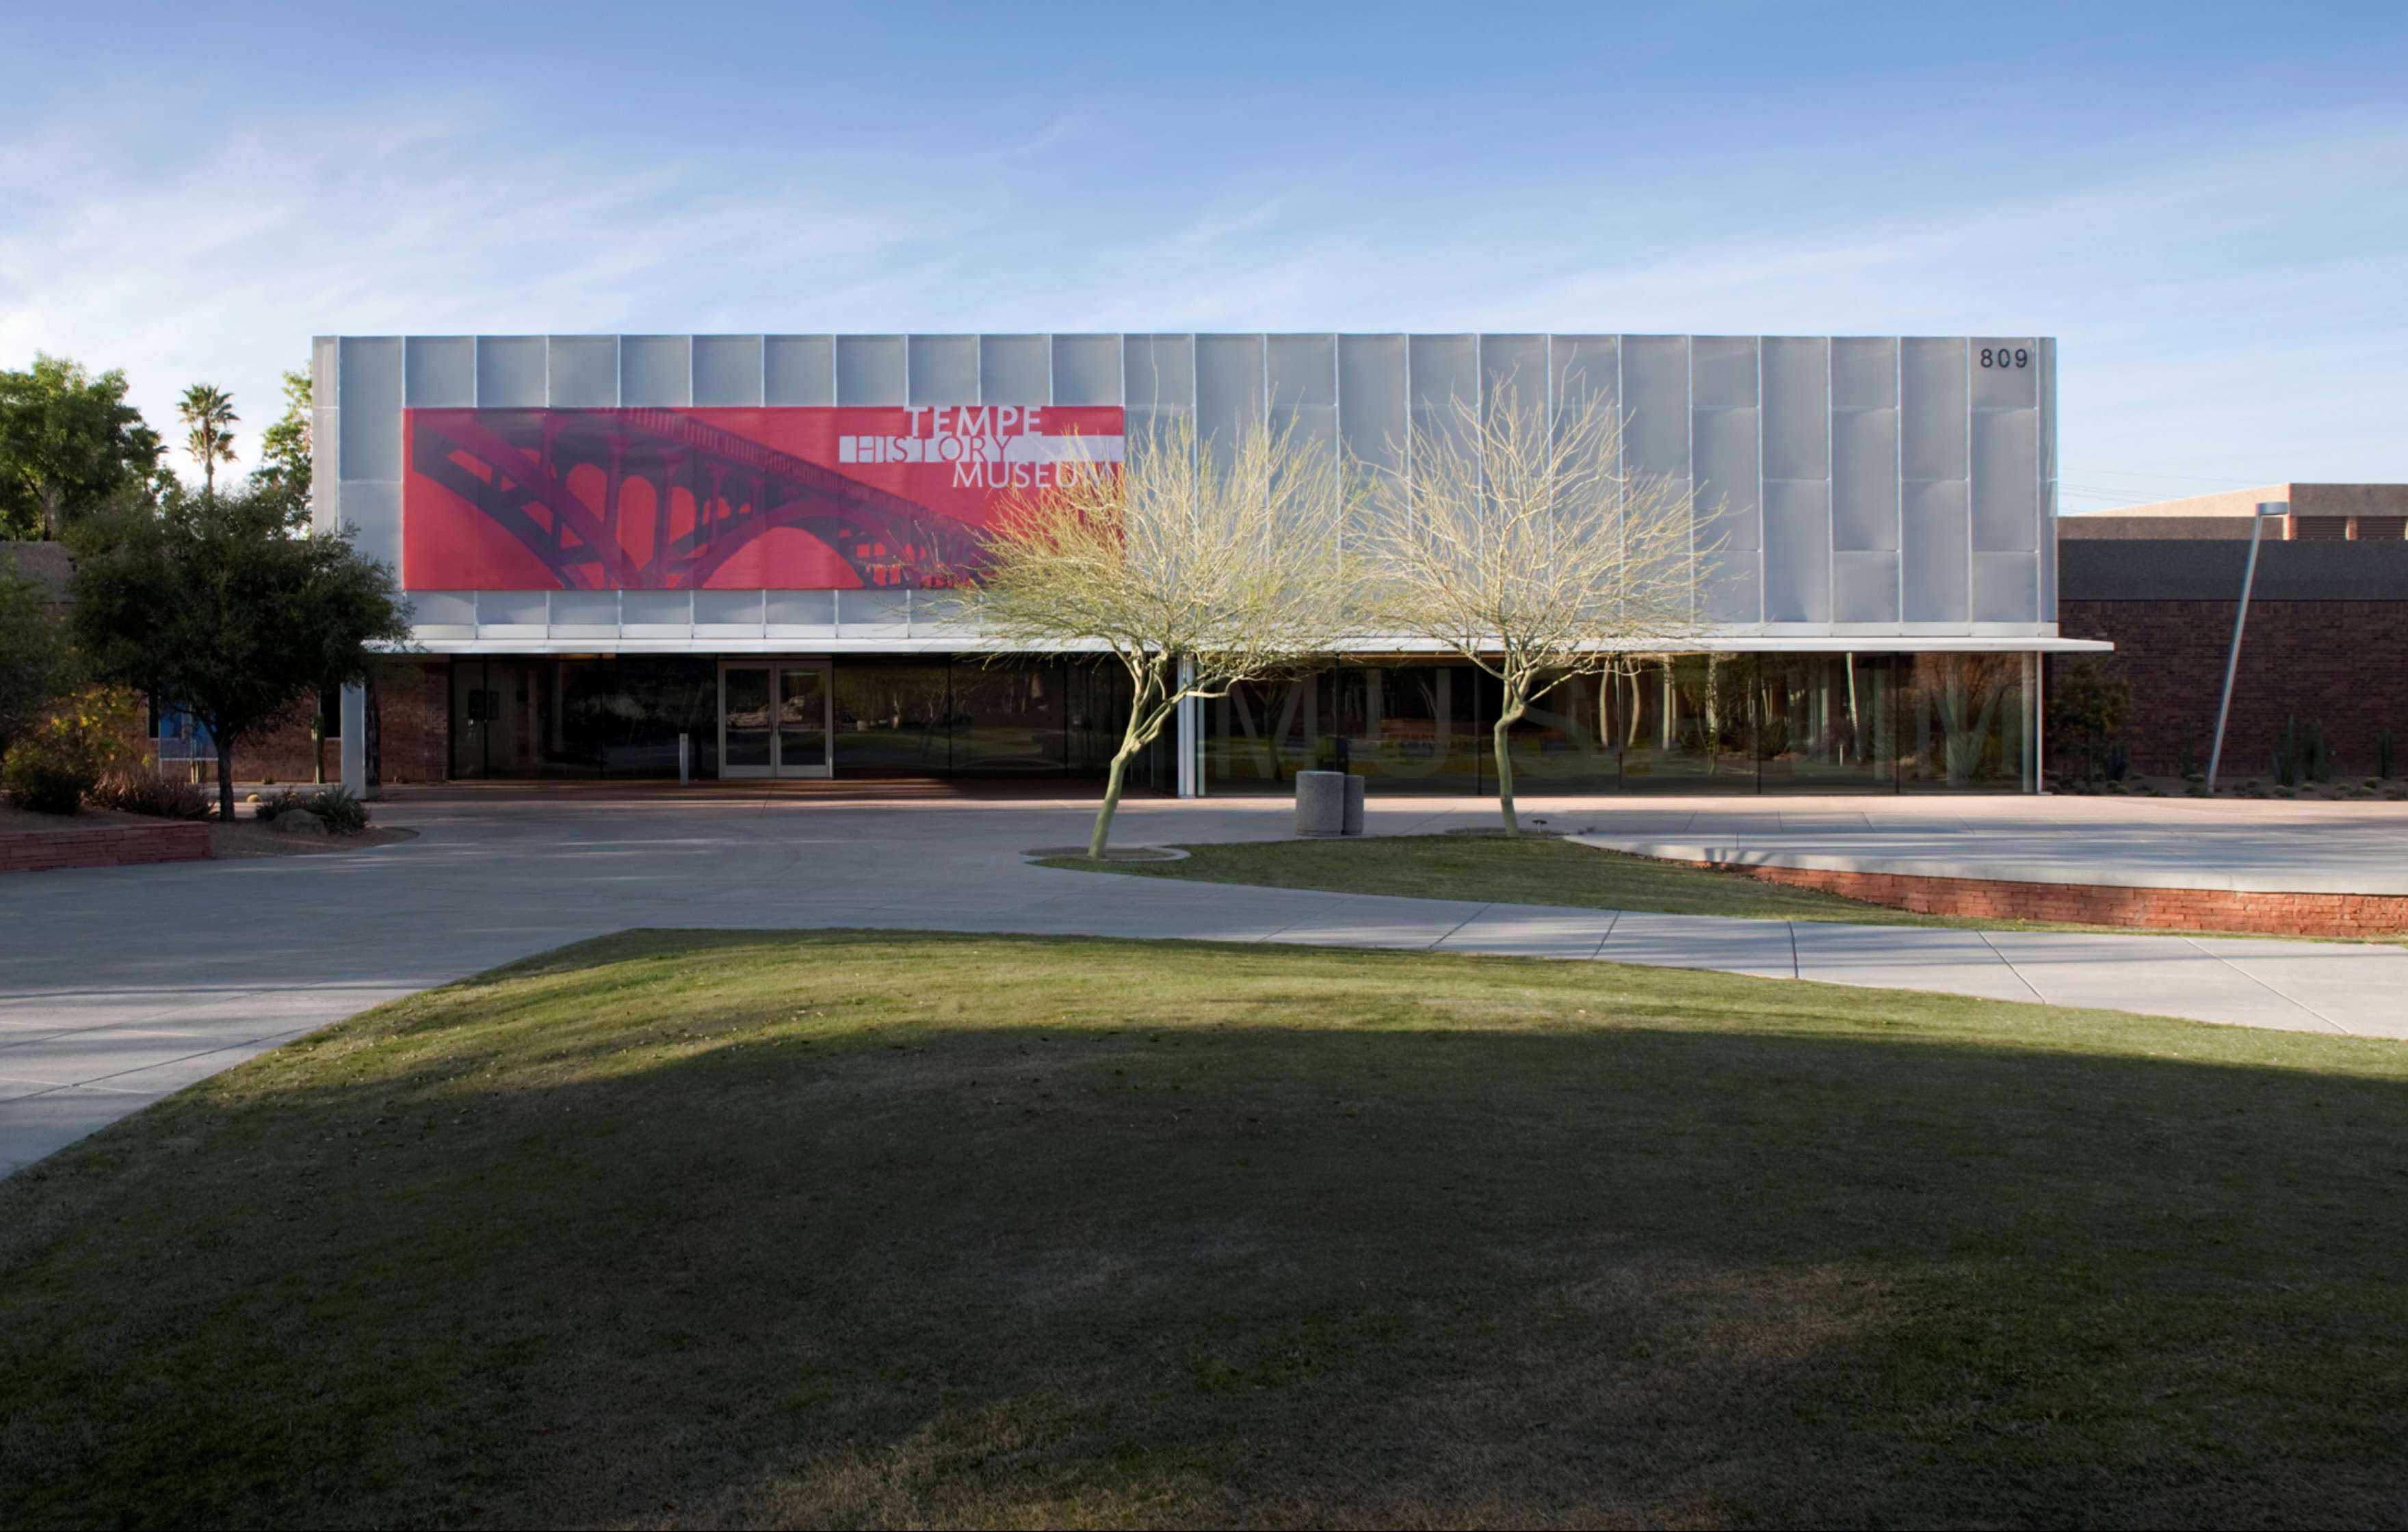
[178,384,238,497]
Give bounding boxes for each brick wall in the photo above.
[135,660,451,787]
[0,821,211,875]
[2052,599,2408,778]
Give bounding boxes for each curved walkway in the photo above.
[3,785,2405,1176]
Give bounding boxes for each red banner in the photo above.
[401,406,1124,591]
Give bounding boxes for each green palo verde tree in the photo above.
[66,483,411,821]
[1358,380,1713,835]
[0,551,77,758]
[0,354,164,539]
[970,415,1359,858]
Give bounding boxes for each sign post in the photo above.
[2205,501,2286,793]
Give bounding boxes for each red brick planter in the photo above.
[0,821,212,875]
[1685,858,2408,938]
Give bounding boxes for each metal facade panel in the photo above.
[1759,336,1829,481]
[621,590,692,626]
[406,591,475,627]
[1337,334,1407,477]
[906,334,979,404]
[978,334,1049,404]
[1833,551,1902,624]
[1050,334,1122,404]
[1407,334,1477,410]
[1831,406,1900,551]
[482,591,548,626]
[763,335,835,405]
[620,335,692,406]
[694,590,765,626]
[551,590,619,629]
[1703,557,1760,624]
[1690,336,1757,408]
[1970,406,2039,552]
[1830,336,1897,408]
[336,337,401,481]
[1692,406,1759,551]
[1549,335,1619,418]
[765,591,837,625]
[1478,334,1547,440]
[341,480,401,571]
[836,335,906,406]
[1902,479,1971,622]
[1974,552,2039,623]
[1194,334,1266,454]
[692,335,765,406]
[1619,336,1690,484]
[404,336,473,407]
[1762,479,1833,622]
[547,336,618,407]
[475,336,546,407]
[1969,337,2040,409]
[2039,339,2058,484]
[1899,338,1968,482]
[1265,334,1337,409]
[1123,334,1195,411]
[309,407,338,531]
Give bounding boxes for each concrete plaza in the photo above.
[3,784,2405,1177]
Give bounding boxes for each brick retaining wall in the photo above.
[1691,857,2408,938]
[0,822,212,875]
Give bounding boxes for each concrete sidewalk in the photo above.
[5,787,2405,1178]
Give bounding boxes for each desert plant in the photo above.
[306,785,369,834]
[2304,719,2332,783]
[3,737,92,813]
[89,770,211,820]
[2104,741,2130,782]
[2377,728,2396,780]
[2045,659,2129,782]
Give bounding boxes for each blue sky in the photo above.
[3,1,2404,510]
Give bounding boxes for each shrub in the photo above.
[253,787,304,823]
[90,771,213,821]
[3,738,95,815]
[308,786,369,834]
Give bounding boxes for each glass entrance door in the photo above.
[719,662,833,778]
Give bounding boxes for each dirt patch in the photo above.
[0,803,157,834]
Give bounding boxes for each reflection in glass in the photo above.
[724,666,772,769]
[776,667,826,770]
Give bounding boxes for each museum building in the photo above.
[307,332,2104,796]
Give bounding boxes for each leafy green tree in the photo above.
[67,485,412,820]
[178,384,239,497]
[0,354,163,538]
[257,369,311,507]
[0,553,77,757]
[2045,658,2131,780]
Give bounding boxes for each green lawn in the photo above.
[4,931,2406,1527]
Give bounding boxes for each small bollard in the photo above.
[1294,770,1346,837]
[1342,774,1365,836]
[678,732,691,785]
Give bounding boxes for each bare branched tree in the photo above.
[971,415,1359,857]
[1360,381,1716,835]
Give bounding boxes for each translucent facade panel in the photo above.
[620,590,692,626]
[836,335,906,406]
[1970,408,2040,551]
[1692,406,1759,550]
[480,590,547,626]
[1831,407,1900,551]
[1619,336,1690,483]
[1969,337,2040,409]
[475,336,546,408]
[978,334,1048,404]
[1901,479,1970,622]
[547,336,618,407]
[844,589,910,625]
[1408,334,1477,410]
[1973,552,2039,622]
[1830,336,1898,409]
[765,590,836,626]
[1690,336,1757,408]
[2039,492,2058,621]
[1900,339,1968,482]
[1762,479,1832,622]
[1337,334,1407,477]
[1759,336,1829,481]
[1194,334,1266,458]
[337,337,401,481]
[2039,339,2058,483]
[312,336,339,407]
[692,335,764,406]
[763,335,835,405]
[1051,334,1122,405]
[620,335,692,406]
[693,590,764,626]
[1123,334,1195,411]
[309,409,337,529]
[404,336,474,407]
[1549,335,1619,417]
[1833,551,1901,624]
[906,334,978,404]
[1478,334,1547,436]
[1703,557,1760,624]
[551,590,619,629]
[405,590,475,628]
[1265,334,1337,408]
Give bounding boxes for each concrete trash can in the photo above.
[1294,770,1347,837]
[1342,774,1365,837]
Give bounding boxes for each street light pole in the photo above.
[2205,500,2286,793]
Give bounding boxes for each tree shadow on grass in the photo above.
[3,929,2405,1529]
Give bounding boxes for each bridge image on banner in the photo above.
[400,406,1125,592]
